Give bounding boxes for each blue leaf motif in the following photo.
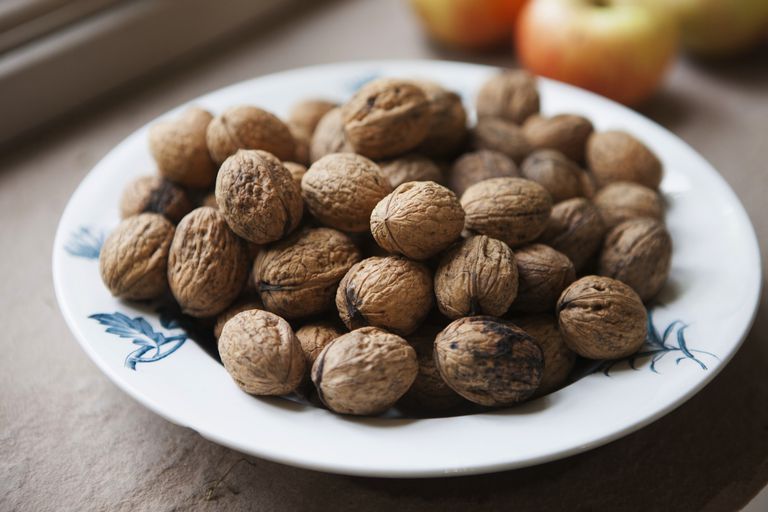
[347,71,380,94]
[65,226,105,259]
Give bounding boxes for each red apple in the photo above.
[515,0,678,105]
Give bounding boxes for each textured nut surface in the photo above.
[301,153,392,232]
[379,155,443,189]
[514,314,576,395]
[295,322,344,366]
[283,162,308,189]
[472,117,532,163]
[167,207,249,318]
[312,327,417,415]
[206,105,295,164]
[218,310,305,395]
[99,213,174,300]
[522,114,594,163]
[434,316,544,406]
[461,177,552,247]
[213,297,264,339]
[587,131,662,189]
[538,198,606,271]
[119,175,192,223]
[594,181,664,229]
[599,218,672,301]
[370,181,465,260]
[336,256,433,335]
[415,80,467,158]
[342,78,431,159]
[215,149,303,244]
[448,150,519,197]
[149,107,216,188]
[476,70,540,124]
[435,235,518,319]
[520,149,585,203]
[288,123,311,166]
[510,244,576,313]
[557,275,648,359]
[289,99,337,136]
[309,108,354,163]
[254,227,361,319]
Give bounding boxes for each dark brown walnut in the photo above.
[215,149,303,244]
[253,227,361,319]
[213,297,264,339]
[301,153,392,232]
[119,175,192,223]
[283,162,308,189]
[514,314,576,395]
[538,198,606,272]
[379,155,443,189]
[370,181,465,260]
[99,213,175,300]
[557,275,648,359]
[311,327,418,415]
[435,235,518,319]
[448,149,519,197]
[149,107,216,188]
[509,244,576,313]
[309,108,354,163]
[598,218,672,301]
[201,193,218,209]
[586,131,662,189]
[288,99,337,136]
[342,78,431,159]
[520,149,586,203]
[522,114,594,163]
[167,207,249,318]
[580,170,597,200]
[218,310,305,395]
[336,256,433,336]
[476,70,540,124]
[288,123,311,166]
[434,316,544,406]
[461,177,553,247]
[414,80,467,158]
[295,322,344,366]
[472,117,532,163]
[206,105,295,165]
[593,181,665,229]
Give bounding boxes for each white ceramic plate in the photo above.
[53,60,762,478]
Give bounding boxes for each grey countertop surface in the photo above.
[1,0,767,510]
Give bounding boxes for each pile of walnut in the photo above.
[100,71,672,417]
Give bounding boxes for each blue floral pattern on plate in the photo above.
[65,226,104,259]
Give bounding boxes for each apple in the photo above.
[515,0,678,105]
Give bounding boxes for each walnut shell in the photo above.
[472,117,532,163]
[522,114,594,163]
[213,297,264,339]
[514,314,576,395]
[557,276,648,359]
[434,316,544,406]
[370,181,465,260]
[342,78,431,159]
[288,123,311,166]
[586,131,662,189]
[435,235,518,319]
[414,80,467,158]
[99,213,175,300]
[206,105,295,165]
[253,227,361,319]
[215,149,303,244]
[476,70,540,124]
[593,181,665,229]
[461,177,553,247]
[119,175,193,223]
[167,207,249,318]
[283,162,308,189]
[336,256,433,336]
[520,149,586,203]
[509,244,576,313]
[295,322,344,366]
[448,150,519,197]
[598,218,672,301]
[311,327,418,415]
[289,99,337,136]
[201,193,218,209]
[149,107,216,188]
[379,155,443,189]
[538,198,606,272]
[218,310,305,395]
[309,108,354,163]
[301,153,392,232]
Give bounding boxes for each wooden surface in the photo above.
[1,0,766,510]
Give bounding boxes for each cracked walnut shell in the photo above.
[149,107,216,188]
[586,131,662,189]
[538,198,606,272]
[476,70,540,124]
[509,244,576,313]
[119,175,193,224]
[448,150,519,197]
[206,105,295,165]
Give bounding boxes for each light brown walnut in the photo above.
[593,181,665,229]
[149,107,216,188]
[522,114,594,163]
[448,150,519,197]
[289,99,337,136]
[309,108,354,163]
[414,80,467,158]
[288,123,311,166]
[206,105,295,165]
[509,244,576,313]
[586,131,662,189]
[514,314,576,395]
[472,117,532,163]
[295,322,344,366]
[538,198,606,272]
[213,297,264,340]
[520,149,586,203]
[119,175,192,224]
[283,162,308,189]
[476,70,540,124]
[379,155,443,189]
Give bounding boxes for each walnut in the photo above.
[509,244,576,313]
[557,275,648,359]
[201,193,218,209]
[514,314,576,395]
[206,105,295,165]
[288,123,311,166]
[538,198,606,272]
[149,107,216,188]
[218,310,305,395]
[215,149,303,244]
[520,149,586,203]
[167,207,249,318]
[476,70,540,124]
[99,213,174,300]
[342,78,431,159]
[461,177,552,247]
[586,131,662,189]
[379,155,443,189]
[448,150,519,197]
[295,322,344,366]
[434,316,544,406]
[283,162,308,189]
[598,218,672,301]
[414,80,467,158]
[301,153,392,232]
[309,108,354,163]
[289,99,337,136]
[311,327,418,415]
[253,227,361,319]
[593,181,665,229]
[472,117,532,163]
[213,297,264,339]
[370,181,465,260]
[521,114,594,163]
[435,235,518,319]
[119,175,192,223]
[336,256,433,335]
